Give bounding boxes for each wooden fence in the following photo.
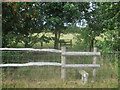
[59,39,72,47]
[0,47,101,83]
[61,47,101,81]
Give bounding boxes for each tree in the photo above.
[90,2,120,52]
[71,2,103,51]
[79,2,119,52]
[41,2,78,49]
[2,2,90,49]
[41,2,90,49]
[83,2,104,51]
[2,2,44,47]
[98,2,120,51]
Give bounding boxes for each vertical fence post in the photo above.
[93,47,97,79]
[61,47,66,81]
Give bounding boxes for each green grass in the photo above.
[34,33,76,48]
[2,64,118,88]
[2,60,118,88]
[2,51,118,88]
[16,33,76,48]
[2,78,118,88]
[1,33,119,88]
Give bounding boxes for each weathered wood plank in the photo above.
[0,62,62,67]
[0,48,61,53]
[62,52,101,56]
[64,64,100,68]
[0,63,100,68]
[93,47,97,78]
[61,47,66,81]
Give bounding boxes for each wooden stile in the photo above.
[61,47,101,82]
[0,47,101,83]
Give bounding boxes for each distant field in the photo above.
[34,33,77,48]
[17,33,77,48]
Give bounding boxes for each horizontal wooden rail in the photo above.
[0,47,101,83]
[62,52,101,56]
[0,48,101,56]
[0,62,62,67]
[0,48,61,53]
[0,63,100,68]
[63,64,100,68]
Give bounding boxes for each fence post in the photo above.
[61,47,66,81]
[93,47,97,79]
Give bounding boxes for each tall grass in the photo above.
[1,50,118,88]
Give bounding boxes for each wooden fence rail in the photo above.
[61,47,101,81]
[62,52,100,56]
[0,47,101,83]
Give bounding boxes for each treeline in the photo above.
[2,2,120,52]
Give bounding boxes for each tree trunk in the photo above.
[89,37,95,52]
[24,33,30,48]
[117,29,120,56]
[25,42,30,48]
[54,30,60,49]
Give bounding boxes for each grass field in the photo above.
[2,78,118,88]
[17,33,77,48]
[1,33,119,88]
[1,51,118,88]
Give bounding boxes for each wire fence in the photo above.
[1,49,61,80]
[0,48,118,88]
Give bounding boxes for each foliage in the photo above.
[74,27,92,51]
[2,2,44,47]
[41,2,90,49]
[74,2,120,52]
[96,2,120,52]
[2,52,118,88]
[2,2,120,52]
[98,2,120,30]
[94,2,120,52]
[2,2,90,48]
[95,29,119,52]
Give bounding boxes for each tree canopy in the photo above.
[2,2,90,48]
[2,2,120,52]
